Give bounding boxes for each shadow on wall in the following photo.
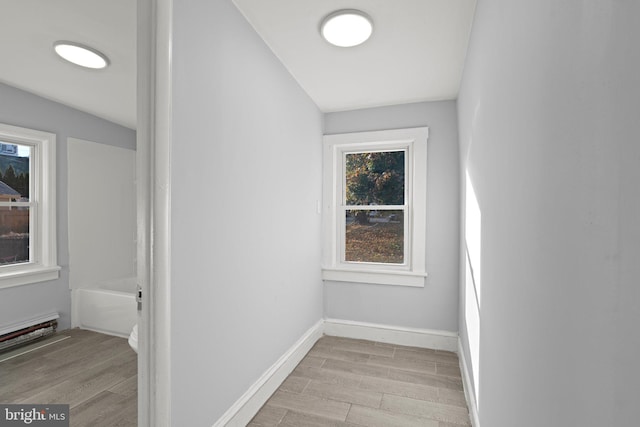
[465,169,481,408]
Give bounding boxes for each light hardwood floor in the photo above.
[250,335,471,427]
[0,328,137,427]
[1,330,469,426]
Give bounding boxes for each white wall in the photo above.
[68,138,136,290]
[0,83,135,331]
[324,101,460,332]
[169,0,323,424]
[457,1,640,425]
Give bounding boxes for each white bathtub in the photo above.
[73,277,137,338]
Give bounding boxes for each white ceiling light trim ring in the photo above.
[320,9,373,47]
[53,41,110,69]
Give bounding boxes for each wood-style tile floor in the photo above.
[250,335,471,427]
[0,328,137,427]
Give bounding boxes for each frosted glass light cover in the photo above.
[321,10,373,47]
[54,42,109,69]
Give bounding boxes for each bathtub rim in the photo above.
[71,282,137,338]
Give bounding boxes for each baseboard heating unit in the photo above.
[0,313,59,352]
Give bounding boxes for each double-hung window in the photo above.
[0,123,59,288]
[322,127,428,287]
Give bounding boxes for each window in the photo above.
[322,127,428,287]
[0,123,59,289]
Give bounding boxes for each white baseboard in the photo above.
[323,318,458,352]
[458,337,480,427]
[212,319,324,427]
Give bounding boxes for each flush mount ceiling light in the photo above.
[320,9,373,47]
[53,41,110,69]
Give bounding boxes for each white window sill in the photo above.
[0,265,61,289]
[322,267,427,287]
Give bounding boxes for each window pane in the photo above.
[345,151,404,206]
[345,209,404,264]
[0,142,31,202]
[0,206,30,265]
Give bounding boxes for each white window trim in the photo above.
[322,127,428,287]
[0,123,60,289]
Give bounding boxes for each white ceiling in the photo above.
[0,0,136,129]
[233,0,477,112]
[0,1,475,131]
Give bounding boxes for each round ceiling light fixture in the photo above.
[53,41,110,69]
[320,9,373,47]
